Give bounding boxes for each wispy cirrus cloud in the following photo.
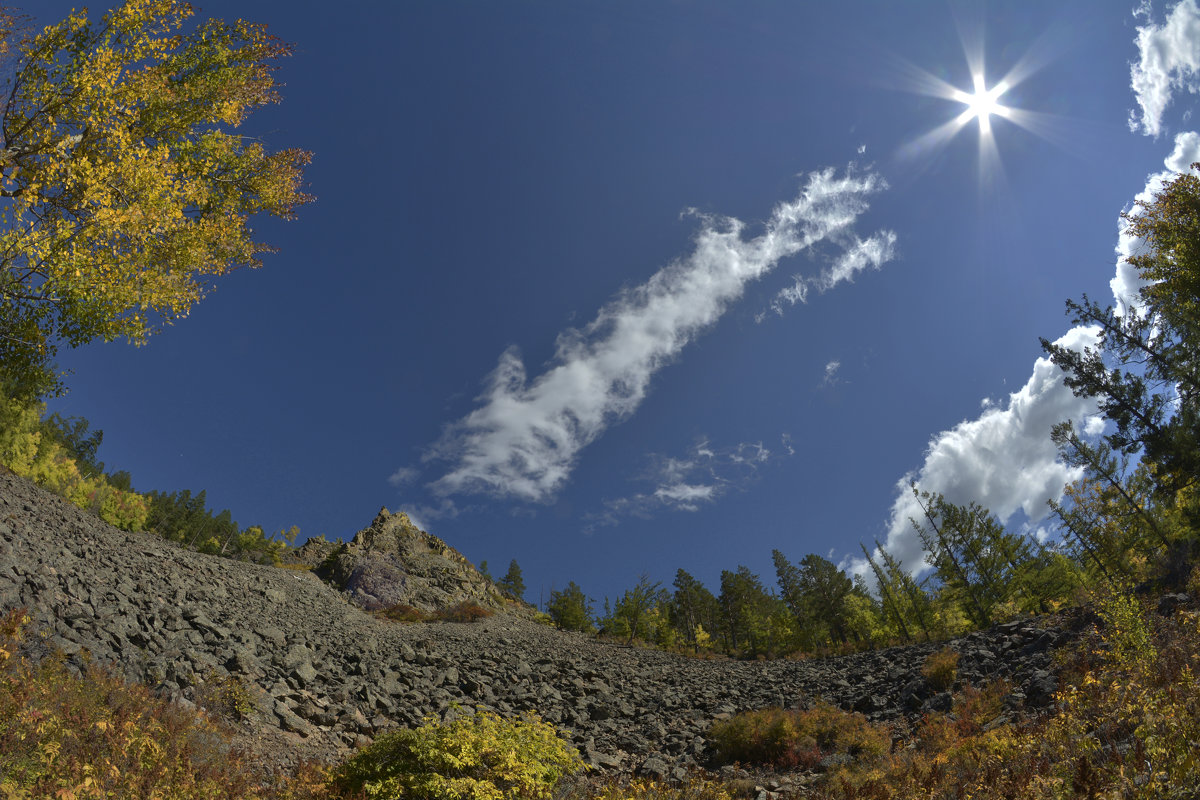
[387,466,421,487]
[1129,0,1200,137]
[426,166,894,502]
[586,438,780,528]
[763,231,897,317]
[819,360,842,389]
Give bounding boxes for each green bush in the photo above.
[331,709,584,800]
[708,703,889,769]
[195,670,257,722]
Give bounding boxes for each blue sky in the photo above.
[38,0,1200,605]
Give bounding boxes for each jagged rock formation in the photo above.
[292,508,507,613]
[0,469,1087,778]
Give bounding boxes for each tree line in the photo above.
[0,393,308,564]
[540,163,1200,658]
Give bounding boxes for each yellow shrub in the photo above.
[1096,585,1156,671]
[330,709,584,800]
[708,703,889,769]
[921,647,960,692]
[574,776,732,800]
[0,396,41,475]
[0,609,315,799]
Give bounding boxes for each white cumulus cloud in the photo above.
[858,133,1200,579]
[1111,131,1200,314]
[852,326,1101,576]
[1129,0,1200,137]
[427,167,894,501]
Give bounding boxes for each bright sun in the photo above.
[893,33,1053,186]
[952,73,1010,133]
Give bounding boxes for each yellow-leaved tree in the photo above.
[0,0,311,398]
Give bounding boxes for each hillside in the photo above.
[288,506,512,614]
[0,469,1081,782]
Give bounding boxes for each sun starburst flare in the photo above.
[888,26,1066,187]
[953,73,1010,134]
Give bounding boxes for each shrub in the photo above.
[921,646,959,691]
[1095,584,1156,670]
[814,608,1200,798]
[708,703,889,769]
[195,670,257,721]
[435,602,494,624]
[0,608,327,799]
[913,681,1012,759]
[558,775,732,800]
[330,708,584,800]
[377,603,425,623]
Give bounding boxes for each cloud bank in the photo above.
[1112,131,1200,314]
[864,327,1102,573]
[1130,0,1200,137]
[427,167,895,502]
[859,131,1200,578]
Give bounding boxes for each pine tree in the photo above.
[670,569,719,652]
[496,559,526,601]
[1042,163,1200,567]
[611,574,663,643]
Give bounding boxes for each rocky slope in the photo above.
[0,469,1083,778]
[290,507,509,613]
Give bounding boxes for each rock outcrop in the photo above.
[0,469,1087,778]
[292,507,507,613]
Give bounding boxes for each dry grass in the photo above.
[919,647,959,692]
[374,601,495,624]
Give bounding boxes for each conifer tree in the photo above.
[1043,163,1200,582]
[610,574,663,643]
[670,569,719,652]
[546,582,594,632]
[797,553,854,645]
[1043,166,1200,506]
[497,559,526,601]
[718,566,786,658]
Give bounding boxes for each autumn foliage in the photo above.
[0,608,329,799]
[0,0,311,397]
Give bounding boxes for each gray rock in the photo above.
[638,756,670,780]
[0,469,1088,781]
